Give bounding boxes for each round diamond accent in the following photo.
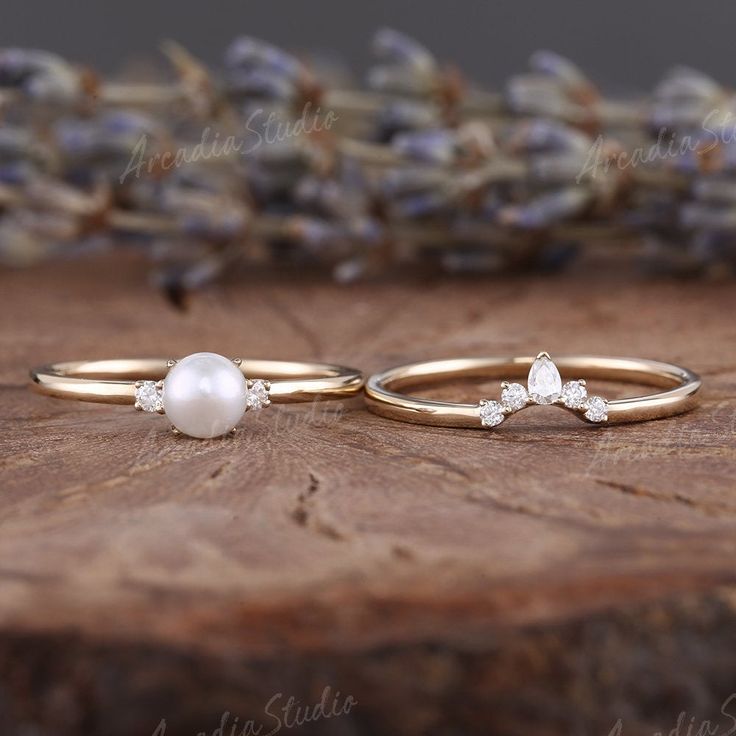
[561,380,587,409]
[479,400,505,428]
[501,382,528,412]
[584,396,608,422]
[247,379,270,411]
[135,381,163,413]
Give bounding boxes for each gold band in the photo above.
[31,358,364,404]
[365,355,701,428]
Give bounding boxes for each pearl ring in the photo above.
[31,352,363,438]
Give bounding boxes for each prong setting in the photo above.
[133,380,164,414]
[246,378,271,411]
[500,382,529,412]
[478,399,505,427]
[133,355,274,435]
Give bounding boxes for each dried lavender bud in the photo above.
[333,255,382,283]
[153,249,230,307]
[367,67,430,97]
[506,74,572,119]
[287,216,342,251]
[345,215,383,246]
[225,67,297,101]
[529,51,589,89]
[500,187,591,228]
[372,29,436,75]
[55,110,167,176]
[391,190,453,218]
[294,176,344,215]
[391,129,458,164]
[717,138,736,172]
[24,175,109,216]
[159,188,249,240]
[0,160,35,186]
[654,67,721,104]
[649,100,714,132]
[0,214,52,265]
[506,119,591,154]
[530,152,593,183]
[378,166,447,197]
[692,176,736,204]
[225,37,303,82]
[245,139,323,201]
[0,126,56,168]
[689,230,736,269]
[177,207,247,240]
[680,202,736,230]
[0,48,83,104]
[376,100,440,141]
[455,121,495,162]
[368,29,437,95]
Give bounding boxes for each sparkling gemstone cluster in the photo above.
[479,353,609,429]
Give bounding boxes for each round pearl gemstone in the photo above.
[163,352,247,438]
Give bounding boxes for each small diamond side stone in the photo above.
[501,382,528,412]
[135,381,163,413]
[561,380,587,409]
[479,400,505,428]
[247,379,270,411]
[584,396,608,422]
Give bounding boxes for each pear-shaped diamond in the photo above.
[527,353,562,405]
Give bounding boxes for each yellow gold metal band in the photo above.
[31,358,364,404]
[365,355,701,428]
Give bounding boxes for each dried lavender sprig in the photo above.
[2,30,736,288]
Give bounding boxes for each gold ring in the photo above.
[31,352,363,438]
[365,352,701,429]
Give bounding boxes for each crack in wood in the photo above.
[289,472,346,541]
[595,479,736,516]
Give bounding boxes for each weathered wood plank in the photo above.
[0,254,735,733]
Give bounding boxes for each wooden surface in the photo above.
[1,255,736,735]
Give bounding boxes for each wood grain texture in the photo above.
[1,254,736,735]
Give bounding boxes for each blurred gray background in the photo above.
[2,0,734,90]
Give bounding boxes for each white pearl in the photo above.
[163,352,247,438]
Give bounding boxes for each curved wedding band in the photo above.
[365,352,701,429]
[31,352,363,438]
